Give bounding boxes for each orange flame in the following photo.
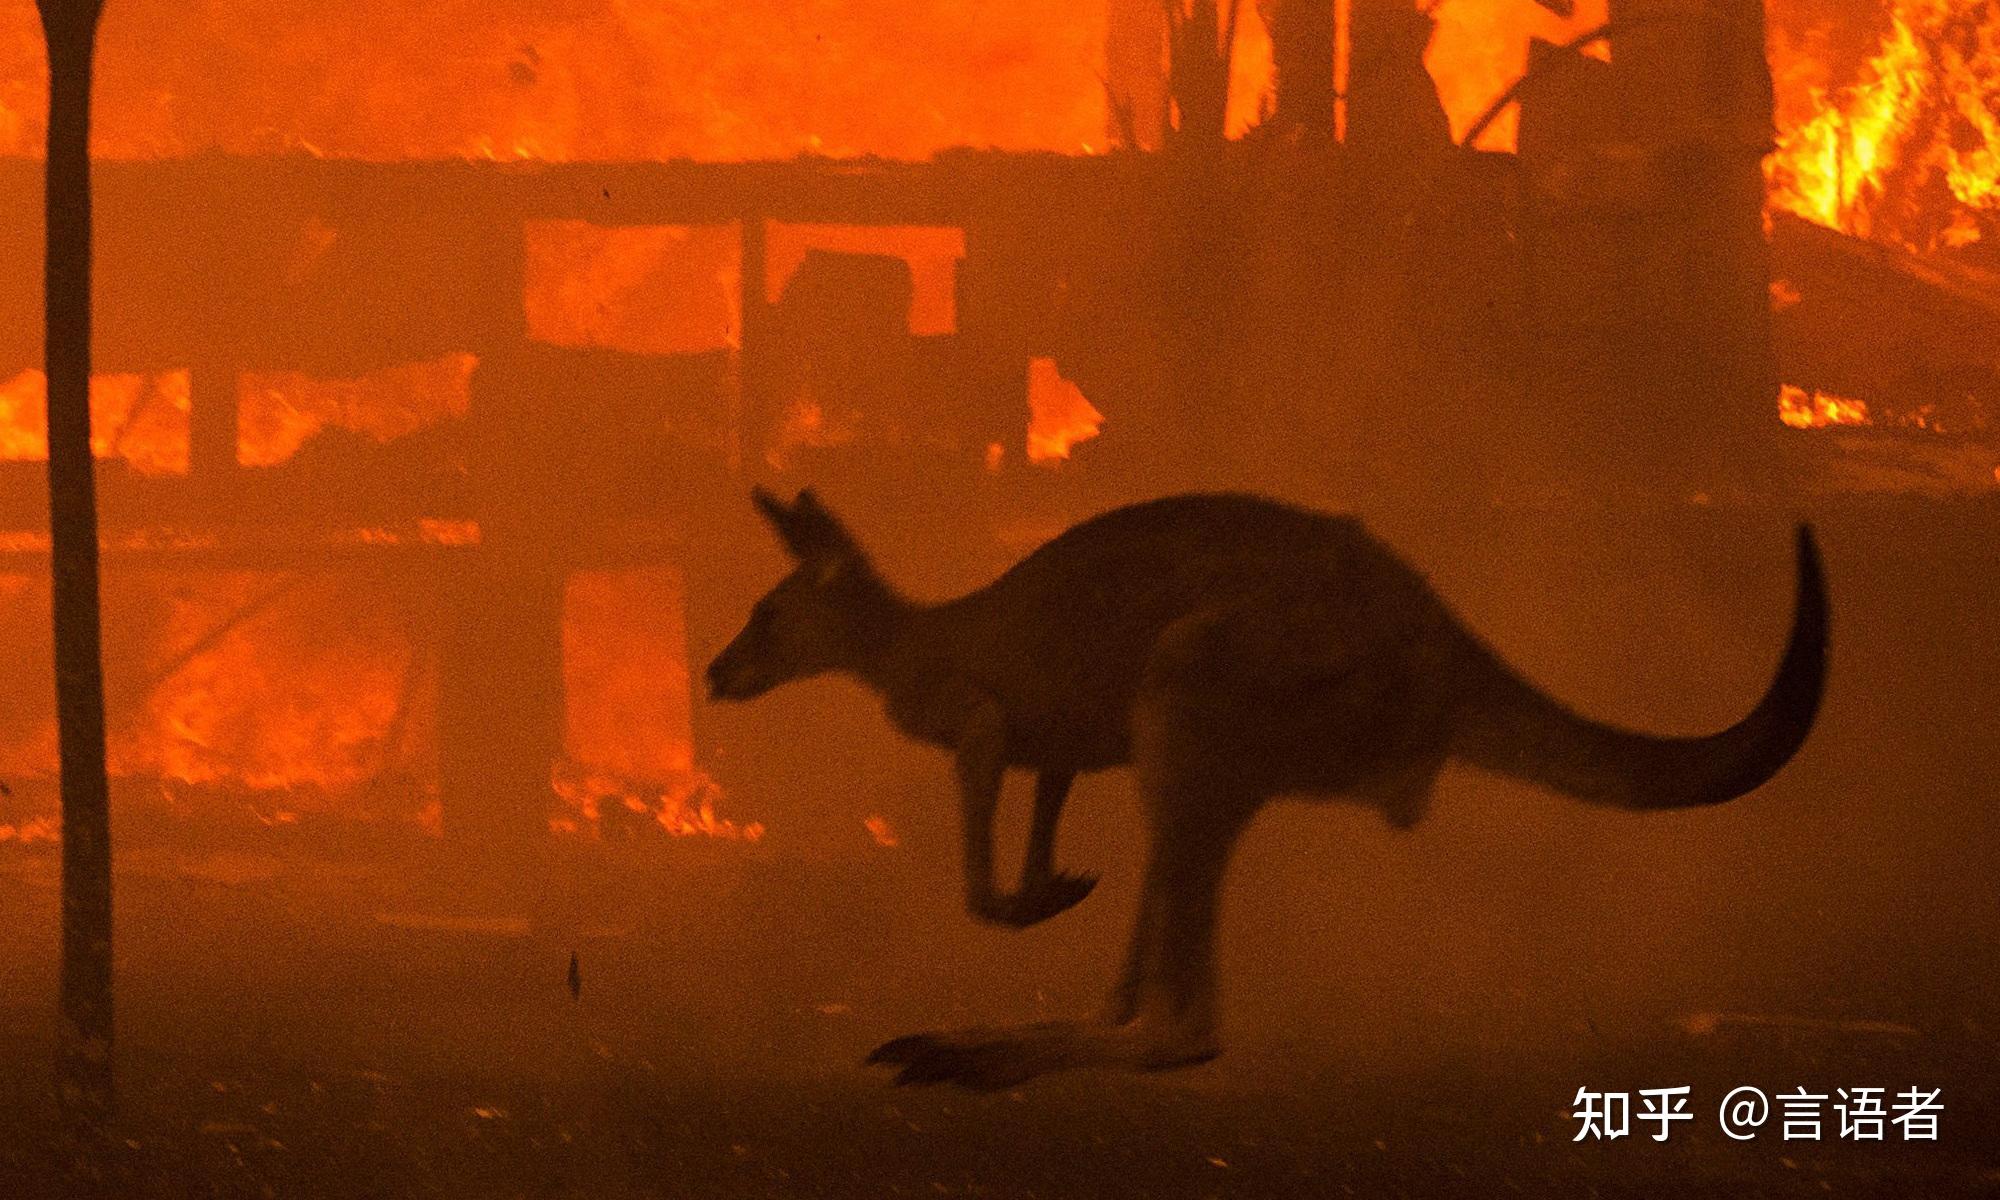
[1778,383,1871,428]
[0,0,1109,162]
[549,763,764,842]
[1767,0,2000,250]
[1025,357,1103,464]
[0,368,190,474]
[238,353,475,467]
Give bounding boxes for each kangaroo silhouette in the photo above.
[707,488,1828,1089]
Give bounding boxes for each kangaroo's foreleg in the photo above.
[957,729,1096,929]
[1020,770,1072,885]
[973,770,1097,928]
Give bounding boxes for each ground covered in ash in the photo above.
[2,501,1998,1198]
[0,835,1993,1200]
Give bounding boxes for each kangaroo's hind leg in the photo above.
[866,799,1252,1089]
[868,611,1272,1088]
[1108,623,1271,1065]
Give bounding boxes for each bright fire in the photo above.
[558,567,763,841]
[1026,357,1104,464]
[0,368,190,473]
[1778,382,1871,428]
[0,0,1107,162]
[0,0,1989,846]
[1766,0,2000,250]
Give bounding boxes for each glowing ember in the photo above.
[1766,0,2000,251]
[765,398,860,471]
[1025,357,1103,464]
[864,815,900,847]
[1779,382,1871,427]
[549,763,763,842]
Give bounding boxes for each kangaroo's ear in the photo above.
[752,486,792,528]
[751,486,808,558]
[751,485,861,564]
[786,488,864,564]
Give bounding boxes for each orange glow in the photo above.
[0,368,190,474]
[563,569,695,781]
[557,567,763,842]
[864,815,900,847]
[416,518,481,546]
[1766,0,2000,250]
[1778,383,1871,428]
[525,222,742,354]
[1025,357,1103,464]
[1228,1,1277,138]
[765,225,964,337]
[238,353,475,468]
[0,816,56,845]
[1425,0,1610,150]
[0,0,1107,162]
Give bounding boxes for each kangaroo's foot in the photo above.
[865,1017,1216,1090]
[970,870,1098,929]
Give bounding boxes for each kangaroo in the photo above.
[706,488,1828,1089]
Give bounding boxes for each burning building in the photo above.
[0,0,1991,857]
[0,2,1994,1195]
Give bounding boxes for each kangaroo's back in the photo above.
[919,493,1451,768]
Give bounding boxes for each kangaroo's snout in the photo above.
[705,650,745,702]
[705,643,778,703]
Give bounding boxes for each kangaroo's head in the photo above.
[706,487,900,702]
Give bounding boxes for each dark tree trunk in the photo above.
[1165,0,1239,146]
[1267,0,1336,133]
[35,0,113,1121]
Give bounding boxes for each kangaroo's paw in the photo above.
[971,871,1098,929]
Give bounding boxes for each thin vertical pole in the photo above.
[36,0,114,1121]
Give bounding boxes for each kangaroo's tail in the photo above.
[1452,525,1827,810]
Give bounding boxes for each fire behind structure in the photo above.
[0,0,1996,1194]
[0,0,1991,855]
